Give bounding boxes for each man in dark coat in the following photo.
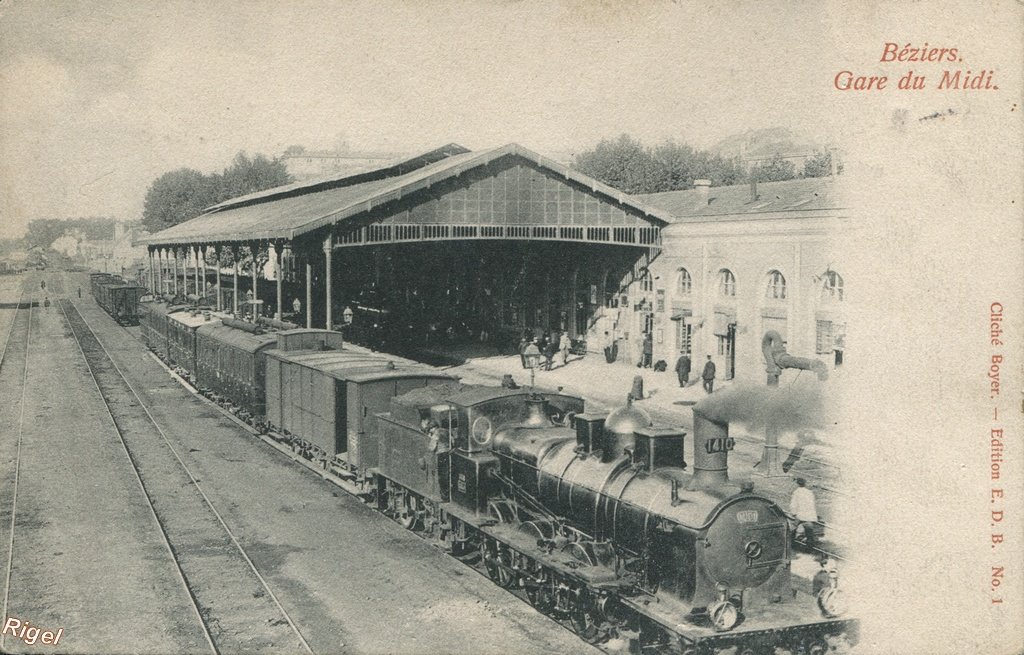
[638,333,653,368]
[675,353,691,387]
[701,355,716,393]
[543,335,557,371]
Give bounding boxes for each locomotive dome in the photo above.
[604,397,653,436]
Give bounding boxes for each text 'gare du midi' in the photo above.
[141,142,848,384]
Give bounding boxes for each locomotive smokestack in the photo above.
[688,406,732,490]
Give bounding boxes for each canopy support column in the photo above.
[213,246,222,311]
[172,248,179,298]
[305,259,312,329]
[193,245,201,300]
[323,236,333,330]
[231,246,240,316]
[156,249,163,297]
[250,243,260,321]
[274,242,284,320]
[200,245,209,302]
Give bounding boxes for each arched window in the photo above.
[640,270,654,292]
[718,269,736,297]
[821,270,844,301]
[765,270,787,300]
[677,268,692,295]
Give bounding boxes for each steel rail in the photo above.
[58,294,220,655]
[0,282,32,652]
[61,295,314,655]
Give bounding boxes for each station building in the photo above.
[142,143,848,383]
[624,177,848,383]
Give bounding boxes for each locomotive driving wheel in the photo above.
[805,636,829,655]
[567,591,601,643]
[397,492,422,531]
[480,539,515,588]
[790,634,830,655]
[523,561,555,612]
[441,516,470,557]
[735,636,773,655]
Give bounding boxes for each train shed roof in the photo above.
[144,143,673,247]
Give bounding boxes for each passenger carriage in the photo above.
[194,318,279,420]
[165,307,219,382]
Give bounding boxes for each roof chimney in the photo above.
[694,179,711,205]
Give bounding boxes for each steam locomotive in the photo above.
[132,297,855,655]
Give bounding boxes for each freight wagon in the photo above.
[264,330,455,475]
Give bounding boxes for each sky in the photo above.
[0,0,846,238]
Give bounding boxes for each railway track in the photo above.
[58,299,313,655]
[0,286,31,653]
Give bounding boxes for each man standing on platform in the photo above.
[638,333,653,368]
[701,354,716,393]
[788,477,819,550]
[675,352,691,387]
[559,331,571,366]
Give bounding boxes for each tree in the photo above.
[803,149,843,178]
[754,153,797,183]
[573,135,661,195]
[650,141,695,191]
[141,168,219,234]
[215,152,292,203]
[141,152,293,234]
[574,135,749,194]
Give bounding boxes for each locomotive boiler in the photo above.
[494,398,791,623]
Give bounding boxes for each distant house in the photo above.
[281,150,409,181]
[76,221,149,275]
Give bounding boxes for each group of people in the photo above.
[673,352,718,393]
[518,330,573,371]
[598,329,719,395]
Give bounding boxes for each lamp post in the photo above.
[523,342,541,390]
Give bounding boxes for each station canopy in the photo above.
[144,143,671,251]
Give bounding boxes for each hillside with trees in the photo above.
[573,132,840,195]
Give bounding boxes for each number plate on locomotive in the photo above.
[736,510,759,524]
